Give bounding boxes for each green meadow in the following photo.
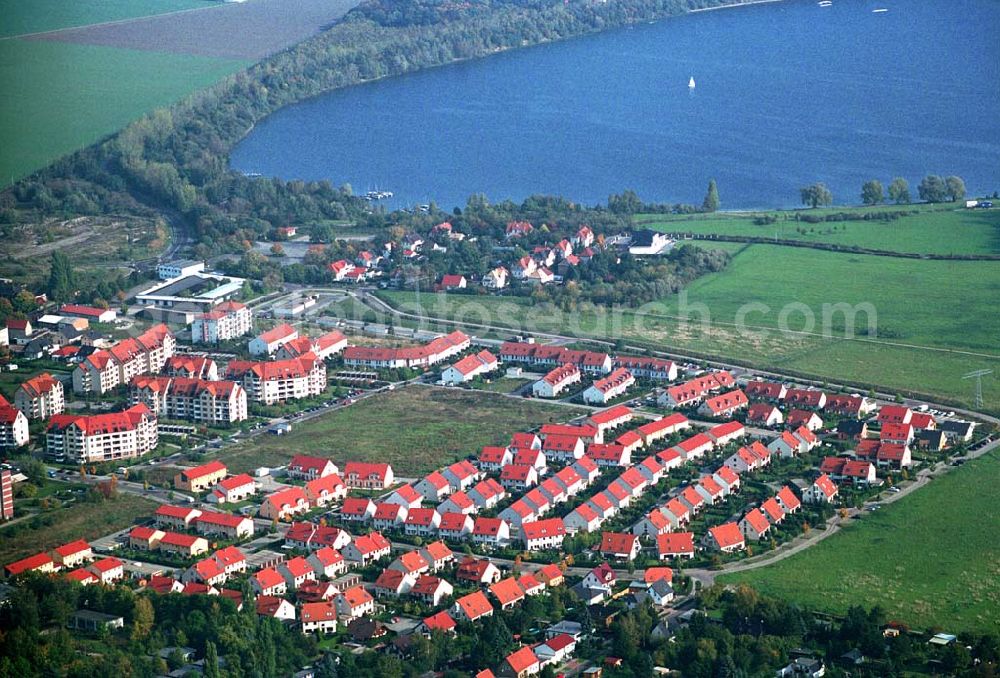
[0,40,246,185]
[0,0,208,38]
[638,205,1000,255]
[719,450,1000,634]
[218,386,581,476]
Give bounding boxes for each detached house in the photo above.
[301,602,338,635]
[787,409,824,432]
[411,574,453,606]
[457,556,502,585]
[739,508,771,541]
[308,546,347,578]
[453,590,494,622]
[599,532,641,561]
[441,350,498,385]
[335,586,375,620]
[490,577,526,610]
[372,502,408,531]
[803,474,839,504]
[702,522,745,553]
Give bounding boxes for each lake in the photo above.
[230,0,1000,210]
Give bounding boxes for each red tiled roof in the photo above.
[742,508,770,534]
[489,577,525,606]
[456,590,493,619]
[761,497,785,522]
[522,518,565,541]
[6,552,54,575]
[505,646,539,674]
[600,531,638,555]
[588,404,633,426]
[423,610,456,632]
[178,460,227,482]
[47,404,153,435]
[657,532,695,556]
[708,522,744,549]
[53,539,91,558]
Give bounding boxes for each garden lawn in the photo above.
[0,493,158,565]
[719,449,1000,635]
[638,205,1000,255]
[0,40,246,185]
[0,0,208,38]
[218,385,582,476]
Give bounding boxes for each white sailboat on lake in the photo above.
[688,76,696,89]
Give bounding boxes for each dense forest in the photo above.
[1,0,747,262]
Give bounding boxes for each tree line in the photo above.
[799,174,969,208]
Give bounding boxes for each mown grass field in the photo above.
[0,40,246,185]
[719,449,1000,634]
[218,386,581,476]
[0,0,208,38]
[378,243,1000,412]
[638,205,1000,255]
[0,493,158,566]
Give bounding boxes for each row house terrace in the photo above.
[499,341,613,375]
[342,331,470,369]
[658,370,735,408]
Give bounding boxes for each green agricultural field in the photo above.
[218,385,582,476]
[377,243,1000,412]
[0,493,158,566]
[719,450,1000,634]
[0,40,246,185]
[0,0,209,38]
[638,205,1000,255]
[657,244,1000,353]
